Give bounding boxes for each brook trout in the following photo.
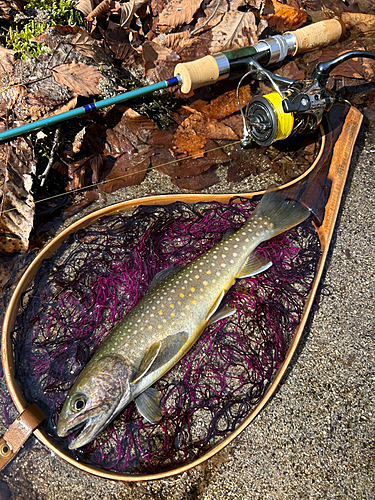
[57,190,310,449]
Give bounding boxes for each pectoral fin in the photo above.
[133,331,189,385]
[132,341,161,384]
[237,252,272,279]
[135,387,162,423]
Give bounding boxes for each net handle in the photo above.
[0,404,46,471]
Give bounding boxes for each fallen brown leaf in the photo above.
[109,108,157,149]
[173,169,220,189]
[262,0,307,32]
[52,96,78,116]
[52,62,104,96]
[0,47,15,76]
[71,30,108,63]
[76,0,93,17]
[142,40,180,78]
[99,151,150,193]
[341,12,375,37]
[158,0,202,31]
[153,138,227,186]
[173,114,207,157]
[0,136,36,252]
[209,11,258,52]
[67,154,104,190]
[100,21,141,62]
[0,86,27,118]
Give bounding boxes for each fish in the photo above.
[57,190,310,449]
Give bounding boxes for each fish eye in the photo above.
[70,395,87,412]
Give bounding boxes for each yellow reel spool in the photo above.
[246,92,294,146]
[264,92,294,142]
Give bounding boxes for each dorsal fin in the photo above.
[148,265,184,292]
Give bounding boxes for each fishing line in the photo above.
[0,140,241,216]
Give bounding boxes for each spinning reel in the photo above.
[239,50,375,148]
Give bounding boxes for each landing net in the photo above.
[11,198,321,474]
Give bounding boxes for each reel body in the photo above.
[240,50,375,147]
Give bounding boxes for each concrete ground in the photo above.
[0,121,374,499]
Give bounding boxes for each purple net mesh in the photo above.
[11,198,321,474]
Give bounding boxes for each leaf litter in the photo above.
[0,0,375,253]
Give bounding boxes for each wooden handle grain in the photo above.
[289,19,344,55]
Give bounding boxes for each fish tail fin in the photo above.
[253,189,311,237]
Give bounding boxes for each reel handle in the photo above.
[175,19,345,94]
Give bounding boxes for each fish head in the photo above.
[57,354,133,449]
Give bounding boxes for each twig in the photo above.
[190,0,221,36]
[39,126,61,187]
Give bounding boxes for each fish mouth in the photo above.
[57,403,118,450]
[66,414,106,450]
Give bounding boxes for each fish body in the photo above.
[57,191,310,449]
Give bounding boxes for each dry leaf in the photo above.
[99,151,150,193]
[86,0,110,21]
[0,47,15,77]
[52,62,104,96]
[0,0,23,19]
[341,12,375,37]
[0,137,36,253]
[262,0,307,32]
[67,154,104,190]
[158,0,202,30]
[0,86,27,118]
[110,108,157,147]
[52,96,78,115]
[153,138,227,189]
[71,30,108,63]
[173,169,220,189]
[76,0,94,17]
[117,0,149,28]
[101,22,140,62]
[209,11,257,52]
[158,31,189,49]
[142,40,180,77]
[173,114,207,157]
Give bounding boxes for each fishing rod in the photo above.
[0,19,344,143]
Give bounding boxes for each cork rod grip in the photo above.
[289,18,344,55]
[174,55,220,94]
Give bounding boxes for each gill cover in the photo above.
[57,354,132,449]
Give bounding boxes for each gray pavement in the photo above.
[0,125,374,499]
